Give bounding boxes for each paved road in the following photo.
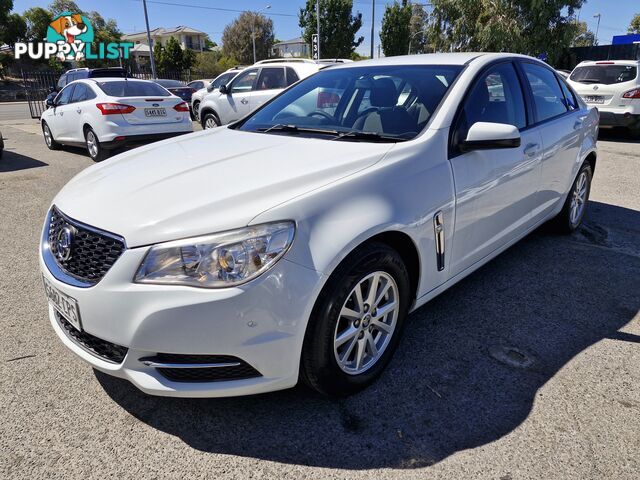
[0,102,33,122]
[0,126,638,479]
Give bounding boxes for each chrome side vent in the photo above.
[433,211,445,271]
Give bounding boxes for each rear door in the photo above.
[66,82,93,142]
[248,67,288,111]
[50,84,76,141]
[519,61,583,221]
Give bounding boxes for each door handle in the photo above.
[76,109,81,114]
[240,99,248,105]
[523,143,539,157]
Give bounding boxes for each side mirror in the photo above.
[461,122,521,152]
[46,95,56,108]
[218,84,228,94]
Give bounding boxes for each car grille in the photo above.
[47,207,125,285]
[55,311,128,364]
[149,354,262,383]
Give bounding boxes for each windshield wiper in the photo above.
[332,130,409,142]
[257,124,340,135]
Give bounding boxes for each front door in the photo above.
[449,62,542,277]
[50,84,76,142]
[216,68,259,124]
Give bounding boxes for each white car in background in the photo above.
[567,60,640,137]
[41,53,598,398]
[199,59,321,129]
[41,78,193,161]
[190,67,244,122]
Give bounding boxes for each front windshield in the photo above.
[212,72,236,89]
[238,65,463,141]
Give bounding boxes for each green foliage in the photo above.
[222,11,274,64]
[572,21,596,47]
[299,0,364,58]
[23,7,53,42]
[203,35,217,49]
[48,0,81,16]
[426,0,585,64]
[153,37,197,73]
[630,13,640,34]
[380,1,412,57]
[0,0,15,44]
[194,51,239,77]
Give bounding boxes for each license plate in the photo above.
[583,95,604,104]
[144,107,167,117]
[42,275,82,331]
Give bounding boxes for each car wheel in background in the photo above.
[300,242,410,397]
[85,127,110,162]
[192,101,201,122]
[42,122,61,150]
[551,162,593,234]
[202,112,220,130]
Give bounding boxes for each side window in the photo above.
[70,83,88,103]
[521,63,568,122]
[257,68,287,91]
[230,69,258,94]
[558,78,579,110]
[85,85,97,100]
[454,63,526,148]
[55,84,75,106]
[286,67,299,86]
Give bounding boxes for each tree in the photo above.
[48,0,81,16]
[0,0,15,44]
[629,13,640,34]
[153,37,196,73]
[409,3,429,53]
[299,0,364,58]
[380,1,412,57]
[222,12,274,64]
[23,7,53,42]
[4,13,27,43]
[426,0,585,64]
[194,51,238,77]
[572,21,596,47]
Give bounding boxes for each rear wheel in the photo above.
[42,122,61,150]
[202,112,220,130]
[85,128,110,162]
[300,242,410,396]
[551,162,592,233]
[192,101,200,121]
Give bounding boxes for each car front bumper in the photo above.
[40,238,325,397]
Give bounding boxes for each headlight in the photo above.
[134,222,295,288]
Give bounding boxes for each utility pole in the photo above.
[142,0,157,79]
[593,13,601,45]
[252,5,271,64]
[316,0,321,60]
[370,0,375,59]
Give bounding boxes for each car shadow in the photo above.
[95,201,640,470]
[0,149,48,172]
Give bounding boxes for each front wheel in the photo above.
[85,128,110,162]
[551,162,593,233]
[300,242,410,397]
[202,112,220,129]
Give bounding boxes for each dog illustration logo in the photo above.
[46,12,94,61]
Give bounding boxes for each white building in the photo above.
[122,26,208,64]
[272,37,310,58]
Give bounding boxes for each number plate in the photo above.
[144,107,167,117]
[43,275,82,331]
[583,95,604,104]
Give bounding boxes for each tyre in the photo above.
[300,242,411,397]
[85,128,110,162]
[192,101,200,122]
[551,162,593,234]
[42,122,61,150]
[202,112,220,130]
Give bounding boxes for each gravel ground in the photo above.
[0,122,638,479]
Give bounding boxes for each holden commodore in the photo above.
[41,53,598,397]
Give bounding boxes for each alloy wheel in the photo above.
[43,125,52,147]
[86,131,98,158]
[569,171,588,226]
[333,271,399,375]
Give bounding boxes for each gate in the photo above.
[21,70,60,119]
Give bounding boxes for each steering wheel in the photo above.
[306,110,335,122]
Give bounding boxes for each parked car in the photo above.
[40,53,598,398]
[41,77,192,161]
[191,68,244,122]
[46,67,128,105]
[0,130,3,158]
[199,60,320,129]
[556,69,571,79]
[186,79,214,92]
[567,60,640,137]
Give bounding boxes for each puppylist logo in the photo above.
[14,12,133,62]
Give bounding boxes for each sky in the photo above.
[10,0,640,57]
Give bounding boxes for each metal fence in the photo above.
[19,69,210,119]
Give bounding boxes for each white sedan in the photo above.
[40,53,598,398]
[41,78,193,161]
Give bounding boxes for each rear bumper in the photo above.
[597,111,640,129]
[101,131,191,150]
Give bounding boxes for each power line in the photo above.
[130,0,298,18]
